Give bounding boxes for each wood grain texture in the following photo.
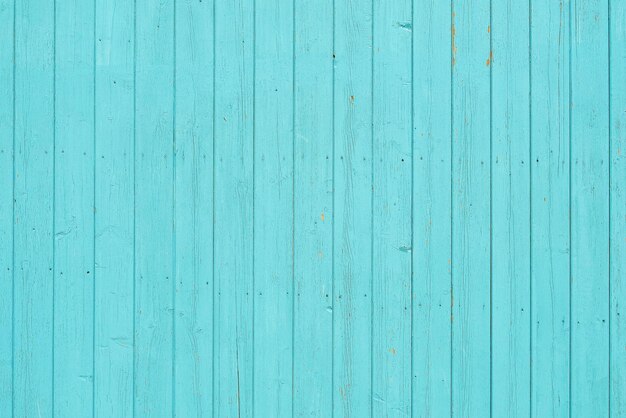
[54,0,95,414]
[213,0,254,415]
[491,1,531,416]
[3,1,623,417]
[0,0,13,414]
[531,1,571,417]
[94,0,134,415]
[372,0,412,416]
[451,0,491,416]
[253,0,294,415]
[173,0,214,417]
[333,0,373,416]
[293,0,333,415]
[13,0,55,415]
[570,1,610,417]
[412,0,452,416]
[134,0,175,414]
[610,2,626,416]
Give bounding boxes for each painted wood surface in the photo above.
[1,0,623,417]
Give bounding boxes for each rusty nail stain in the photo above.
[451,19,457,66]
[321,212,325,221]
[486,50,493,66]
[389,348,397,356]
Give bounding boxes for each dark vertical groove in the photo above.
[172,0,177,414]
[132,0,137,414]
[449,1,454,416]
[607,1,612,414]
[331,0,335,414]
[369,0,375,415]
[251,0,256,412]
[52,0,57,413]
[528,0,533,415]
[488,0,493,415]
[211,0,216,415]
[567,0,572,415]
[409,0,415,414]
[11,0,16,413]
[290,0,296,416]
[92,0,97,414]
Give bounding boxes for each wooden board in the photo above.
[2,1,621,416]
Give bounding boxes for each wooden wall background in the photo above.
[1,0,624,417]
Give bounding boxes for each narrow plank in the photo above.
[491,1,531,416]
[53,0,95,414]
[451,0,491,416]
[134,0,175,413]
[0,0,14,413]
[610,2,626,416]
[333,0,373,416]
[173,0,214,416]
[412,0,452,416]
[213,0,254,414]
[253,0,294,415]
[570,1,610,416]
[13,0,55,414]
[371,0,412,415]
[530,1,570,416]
[94,0,135,414]
[292,0,333,414]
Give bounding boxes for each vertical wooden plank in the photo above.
[571,0,612,415]
[13,0,55,414]
[293,0,333,414]
[0,0,14,413]
[451,0,491,416]
[333,0,372,416]
[372,0,412,416]
[253,0,293,416]
[570,1,610,416]
[213,0,254,415]
[134,0,174,414]
[54,0,95,414]
[412,0,452,416]
[530,1,570,416]
[610,2,626,416]
[491,1,531,416]
[94,0,134,414]
[174,0,214,416]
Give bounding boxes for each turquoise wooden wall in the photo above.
[1,0,625,417]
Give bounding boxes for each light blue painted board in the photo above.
[134,0,175,414]
[6,2,626,416]
[412,0,452,416]
[530,0,571,416]
[13,0,55,415]
[174,0,214,416]
[610,2,626,416]
[53,0,95,415]
[253,0,294,416]
[372,0,412,416]
[213,0,254,415]
[491,1,531,416]
[570,1,610,416]
[292,0,334,416]
[451,0,491,416]
[93,0,135,414]
[0,0,13,414]
[332,0,373,416]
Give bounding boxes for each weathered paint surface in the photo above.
[0,0,623,417]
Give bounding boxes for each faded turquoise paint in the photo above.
[1,0,623,417]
